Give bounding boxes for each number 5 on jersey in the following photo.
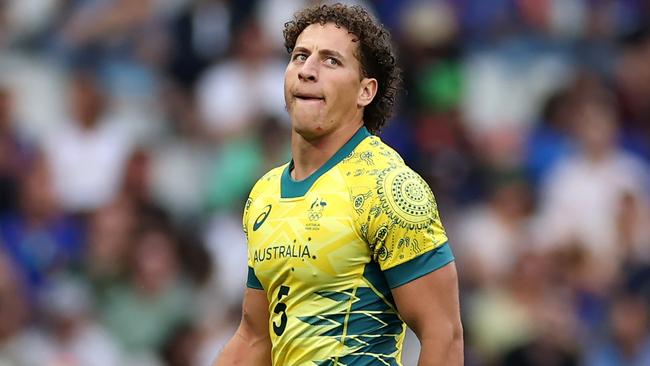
[273,285,290,336]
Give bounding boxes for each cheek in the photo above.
[283,83,290,104]
[284,65,295,88]
[338,73,361,99]
[283,77,293,107]
[332,81,360,109]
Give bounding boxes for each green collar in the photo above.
[281,127,371,198]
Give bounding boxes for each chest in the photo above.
[247,191,370,291]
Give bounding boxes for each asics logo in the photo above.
[253,205,272,231]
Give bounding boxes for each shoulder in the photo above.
[337,135,405,208]
[337,135,405,184]
[242,164,286,236]
[342,136,437,225]
[254,163,286,188]
[374,161,438,231]
[246,163,287,204]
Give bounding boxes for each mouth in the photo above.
[294,93,325,102]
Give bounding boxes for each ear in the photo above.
[357,77,378,108]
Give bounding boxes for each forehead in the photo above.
[295,23,359,57]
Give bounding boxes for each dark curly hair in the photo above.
[283,3,402,134]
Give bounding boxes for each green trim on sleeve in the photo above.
[281,126,371,198]
[246,266,264,290]
[384,242,454,289]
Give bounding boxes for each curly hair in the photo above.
[283,3,402,134]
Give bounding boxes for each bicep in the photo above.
[391,261,462,339]
[239,287,270,340]
[213,288,271,365]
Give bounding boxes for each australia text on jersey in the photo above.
[252,242,316,263]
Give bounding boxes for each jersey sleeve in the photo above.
[243,166,287,291]
[362,166,453,288]
[243,191,264,290]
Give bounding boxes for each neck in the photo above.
[290,121,363,181]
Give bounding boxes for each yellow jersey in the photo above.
[244,127,453,365]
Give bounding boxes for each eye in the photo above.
[292,53,307,62]
[325,57,340,66]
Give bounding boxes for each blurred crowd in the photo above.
[0,0,649,365]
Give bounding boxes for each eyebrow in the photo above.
[292,46,346,61]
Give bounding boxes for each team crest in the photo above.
[306,198,327,231]
[308,198,327,221]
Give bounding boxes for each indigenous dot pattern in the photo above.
[376,168,436,230]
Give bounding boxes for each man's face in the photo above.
[284,23,373,140]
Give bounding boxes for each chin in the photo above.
[293,122,324,140]
[289,108,319,132]
[293,118,330,141]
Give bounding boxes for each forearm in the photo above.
[213,329,272,366]
[416,330,463,366]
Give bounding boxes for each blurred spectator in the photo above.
[466,253,563,362]
[204,115,289,212]
[51,0,169,143]
[413,110,480,207]
[194,304,242,366]
[200,212,248,314]
[0,251,31,365]
[166,0,232,89]
[460,37,572,143]
[499,283,580,366]
[0,153,84,298]
[256,0,306,51]
[616,25,650,162]
[196,18,287,140]
[43,69,133,213]
[501,334,579,366]
[149,132,213,221]
[56,0,154,58]
[84,197,137,302]
[1,0,59,47]
[161,323,202,366]
[19,275,123,366]
[535,88,650,272]
[101,223,196,362]
[584,293,650,366]
[399,1,458,52]
[452,171,534,287]
[524,89,575,187]
[616,192,650,264]
[0,85,35,215]
[121,148,153,203]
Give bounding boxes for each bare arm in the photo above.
[391,262,463,366]
[213,288,272,366]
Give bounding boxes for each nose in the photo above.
[298,56,318,82]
